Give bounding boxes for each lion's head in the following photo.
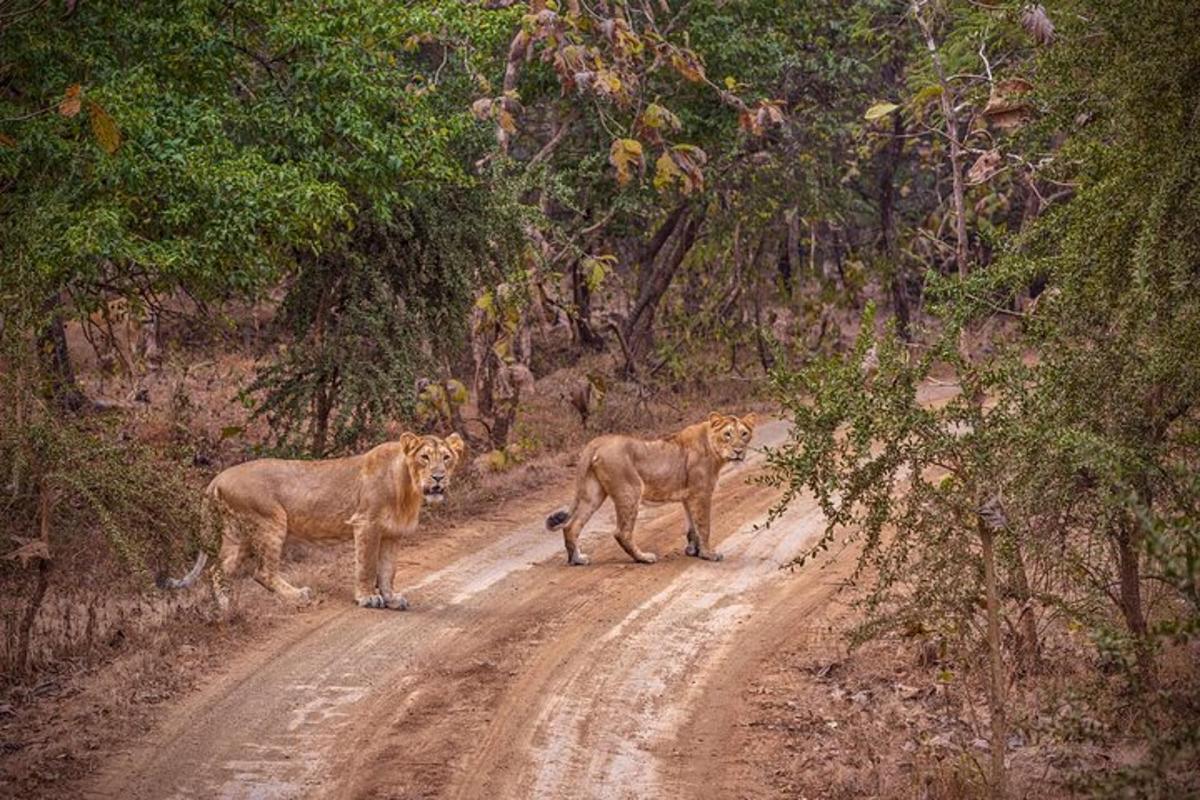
[400,432,465,504]
[706,412,757,462]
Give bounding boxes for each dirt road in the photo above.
[86,420,849,800]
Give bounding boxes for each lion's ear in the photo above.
[740,412,758,430]
[707,411,725,428]
[445,432,466,461]
[397,432,422,455]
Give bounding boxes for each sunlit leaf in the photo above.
[864,101,900,121]
[608,138,643,185]
[654,150,684,192]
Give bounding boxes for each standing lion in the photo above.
[546,413,756,565]
[160,432,464,610]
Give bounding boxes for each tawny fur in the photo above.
[546,413,756,565]
[163,432,464,610]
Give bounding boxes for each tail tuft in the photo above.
[158,551,208,591]
[546,510,570,531]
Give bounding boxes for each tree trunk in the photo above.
[37,292,85,411]
[979,521,1009,800]
[1116,521,1156,690]
[878,99,911,340]
[623,204,700,367]
[1008,544,1042,672]
[311,365,338,457]
[570,259,606,351]
[912,1,969,355]
[17,481,54,676]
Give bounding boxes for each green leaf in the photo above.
[864,102,900,121]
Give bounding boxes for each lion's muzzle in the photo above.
[423,477,448,503]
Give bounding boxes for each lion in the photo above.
[159,432,465,610]
[546,412,757,565]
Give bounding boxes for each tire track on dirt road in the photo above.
[87,419,824,800]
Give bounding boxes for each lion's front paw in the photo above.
[296,586,315,604]
[698,550,724,562]
[685,542,700,557]
[356,593,387,609]
[637,552,659,564]
[384,594,409,611]
[568,552,591,566]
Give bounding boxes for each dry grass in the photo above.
[730,586,1200,799]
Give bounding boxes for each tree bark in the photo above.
[1008,544,1042,672]
[878,95,911,340]
[37,292,86,411]
[570,259,606,351]
[1116,521,1156,690]
[912,0,969,355]
[17,481,53,676]
[623,204,701,366]
[979,521,1009,800]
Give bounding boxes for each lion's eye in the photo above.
[421,453,430,462]
[724,431,732,439]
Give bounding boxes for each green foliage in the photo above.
[765,0,1200,788]
[2,0,525,454]
[246,189,524,456]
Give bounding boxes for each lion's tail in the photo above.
[546,507,572,531]
[546,442,599,531]
[157,482,218,590]
[156,551,209,590]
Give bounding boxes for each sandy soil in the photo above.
[76,419,858,800]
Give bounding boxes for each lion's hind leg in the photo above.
[206,507,251,614]
[251,514,314,604]
[563,473,606,566]
[613,482,657,564]
[209,537,245,614]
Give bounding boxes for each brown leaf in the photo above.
[638,102,681,144]
[669,49,705,83]
[738,109,761,136]
[471,97,494,120]
[59,84,82,118]
[88,101,122,154]
[982,78,1034,130]
[668,144,706,194]
[967,149,1004,184]
[0,132,16,148]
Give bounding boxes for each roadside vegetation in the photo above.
[1,1,1196,796]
